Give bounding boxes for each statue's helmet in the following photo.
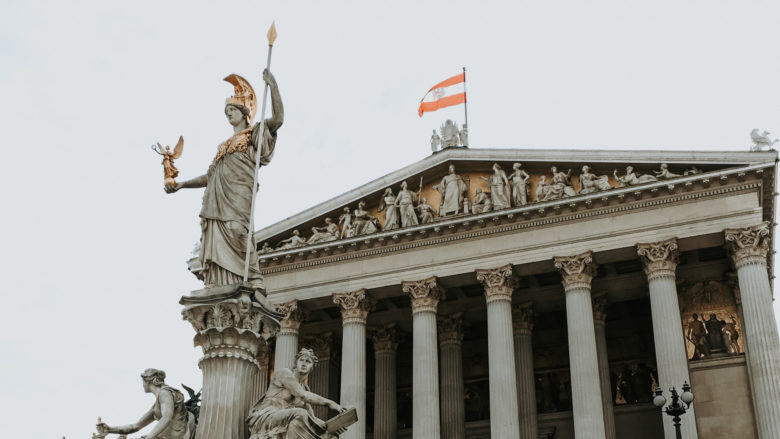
[224,74,258,124]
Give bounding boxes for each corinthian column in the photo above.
[725,222,780,438]
[512,302,537,439]
[372,324,399,439]
[553,251,607,438]
[333,289,371,439]
[273,300,304,371]
[636,238,697,439]
[476,265,521,439]
[438,313,466,439]
[592,294,616,439]
[402,277,444,439]
[302,332,333,420]
[180,284,278,439]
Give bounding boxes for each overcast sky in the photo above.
[2,1,779,437]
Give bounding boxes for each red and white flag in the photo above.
[418,73,466,117]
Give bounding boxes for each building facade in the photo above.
[244,148,779,439]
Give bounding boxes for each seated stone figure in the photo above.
[96,368,196,439]
[248,349,346,439]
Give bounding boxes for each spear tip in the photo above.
[267,21,278,46]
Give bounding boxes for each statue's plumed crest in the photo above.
[224,74,258,123]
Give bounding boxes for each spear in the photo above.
[243,22,278,282]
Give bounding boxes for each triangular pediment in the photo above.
[253,148,776,264]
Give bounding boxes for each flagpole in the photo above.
[462,66,468,130]
[243,22,277,282]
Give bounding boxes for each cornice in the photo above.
[259,167,767,274]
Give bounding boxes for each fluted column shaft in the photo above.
[334,290,370,439]
[593,295,616,439]
[637,238,698,439]
[256,349,270,397]
[373,325,399,439]
[726,223,780,438]
[554,252,607,438]
[274,300,303,371]
[513,303,537,439]
[403,277,443,439]
[439,314,466,439]
[476,265,521,439]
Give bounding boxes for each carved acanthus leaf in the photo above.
[333,289,371,324]
[553,251,597,290]
[724,222,771,267]
[372,324,400,353]
[476,264,516,302]
[512,302,534,334]
[636,238,679,279]
[592,294,608,324]
[275,300,305,334]
[402,277,445,313]
[438,313,465,344]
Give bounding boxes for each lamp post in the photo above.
[653,382,695,439]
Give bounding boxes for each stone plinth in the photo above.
[181,284,281,439]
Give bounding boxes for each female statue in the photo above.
[307,218,339,245]
[507,162,530,206]
[614,166,657,187]
[96,369,196,439]
[378,188,400,231]
[338,207,353,239]
[164,70,283,288]
[395,181,420,228]
[579,165,612,194]
[247,349,346,439]
[352,201,379,236]
[434,164,468,216]
[538,167,575,201]
[480,163,511,210]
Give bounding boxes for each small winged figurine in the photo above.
[152,136,184,186]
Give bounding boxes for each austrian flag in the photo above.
[418,72,466,117]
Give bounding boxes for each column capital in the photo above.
[372,323,400,354]
[553,250,597,291]
[592,293,608,326]
[402,277,445,314]
[512,302,534,336]
[438,312,465,345]
[476,264,517,303]
[275,300,305,335]
[636,237,679,280]
[724,221,771,268]
[333,289,371,325]
[302,332,333,361]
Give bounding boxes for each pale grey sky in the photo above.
[1,1,779,437]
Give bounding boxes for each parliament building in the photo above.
[190,146,780,439]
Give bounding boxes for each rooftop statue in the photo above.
[395,180,421,228]
[654,163,681,180]
[480,163,511,210]
[152,136,184,186]
[538,167,576,201]
[247,348,349,439]
[416,197,435,224]
[459,123,469,147]
[277,230,306,250]
[507,163,530,206]
[352,201,380,236]
[95,369,197,439]
[579,165,612,194]
[440,120,460,148]
[378,188,400,231]
[430,130,441,153]
[307,218,339,245]
[434,164,468,216]
[163,70,283,287]
[614,166,657,187]
[750,128,778,151]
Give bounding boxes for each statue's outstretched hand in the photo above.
[164,182,182,194]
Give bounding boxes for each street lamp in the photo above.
[653,382,694,439]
